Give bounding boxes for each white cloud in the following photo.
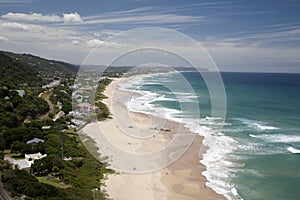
[1,10,197,26]
[2,22,30,30]
[239,28,300,44]
[93,29,123,39]
[82,7,205,26]
[2,12,61,22]
[1,12,83,24]
[84,14,204,25]
[72,40,80,45]
[207,26,300,48]
[0,36,8,41]
[86,39,105,47]
[63,12,83,24]
[0,7,298,73]
[86,39,121,48]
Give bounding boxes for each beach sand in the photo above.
[82,77,225,200]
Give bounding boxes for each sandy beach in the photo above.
[82,77,225,200]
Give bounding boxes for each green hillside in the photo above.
[1,51,78,76]
[0,53,43,88]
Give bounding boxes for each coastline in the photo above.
[82,76,225,200]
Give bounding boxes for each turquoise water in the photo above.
[120,72,300,200]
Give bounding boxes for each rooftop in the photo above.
[26,137,45,144]
[16,90,26,97]
[42,126,52,130]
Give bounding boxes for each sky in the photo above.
[0,0,300,72]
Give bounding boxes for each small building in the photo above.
[57,101,63,109]
[14,159,32,171]
[26,137,45,144]
[53,111,65,121]
[69,84,78,89]
[4,89,26,99]
[16,90,26,98]
[72,93,83,103]
[25,152,47,161]
[42,126,52,130]
[76,103,99,114]
[63,157,73,161]
[4,152,47,172]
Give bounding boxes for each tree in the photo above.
[11,94,22,108]
[0,87,9,98]
[1,169,66,198]
[0,112,19,128]
[11,141,26,155]
[32,154,63,176]
[17,97,49,119]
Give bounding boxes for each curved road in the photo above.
[38,91,54,120]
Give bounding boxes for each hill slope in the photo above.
[0,53,43,88]
[0,51,79,88]
[1,51,78,76]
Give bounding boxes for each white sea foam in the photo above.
[121,74,242,200]
[250,134,300,143]
[198,117,231,126]
[236,139,288,155]
[198,131,242,200]
[142,81,160,85]
[231,187,244,200]
[252,123,279,130]
[249,134,258,138]
[163,91,199,103]
[153,94,196,103]
[287,147,300,154]
[234,118,279,131]
[237,140,264,153]
[203,171,240,200]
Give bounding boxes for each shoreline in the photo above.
[82,76,225,200]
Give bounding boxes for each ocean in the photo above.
[119,71,300,200]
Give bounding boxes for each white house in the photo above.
[4,152,47,171]
[25,152,47,161]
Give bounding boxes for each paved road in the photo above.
[38,91,54,120]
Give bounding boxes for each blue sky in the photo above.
[0,0,299,72]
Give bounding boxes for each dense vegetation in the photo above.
[50,84,73,114]
[0,53,43,88]
[1,51,78,77]
[0,51,112,199]
[1,117,111,199]
[1,168,66,199]
[0,87,49,125]
[95,78,112,120]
